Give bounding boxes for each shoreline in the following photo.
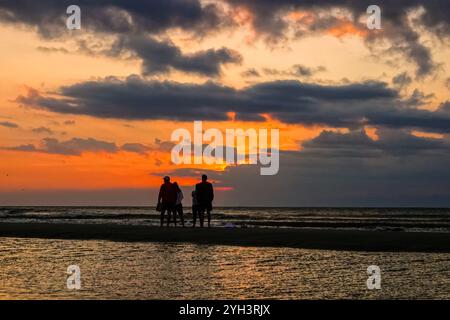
[0,222,449,252]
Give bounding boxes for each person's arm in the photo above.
[158,185,163,203]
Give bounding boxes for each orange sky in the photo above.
[0,4,449,194]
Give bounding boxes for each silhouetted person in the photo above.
[157,176,176,227]
[191,190,200,227]
[173,182,185,227]
[195,174,214,227]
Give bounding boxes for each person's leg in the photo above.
[166,205,172,227]
[207,208,212,228]
[160,205,166,227]
[192,206,197,227]
[173,205,177,226]
[178,205,185,227]
[199,205,205,227]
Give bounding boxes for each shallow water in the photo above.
[0,237,449,299]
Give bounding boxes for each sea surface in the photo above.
[1,206,450,232]
[0,207,449,299]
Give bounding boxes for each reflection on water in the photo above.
[0,237,449,299]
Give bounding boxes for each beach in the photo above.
[0,222,449,252]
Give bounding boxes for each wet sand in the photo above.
[0,222,449,252]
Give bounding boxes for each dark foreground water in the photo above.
[0,237,449,299]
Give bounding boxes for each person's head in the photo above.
[191,190,196,197]
[163,176,170,183]
[201,174,207,182]
[173,182,181,191]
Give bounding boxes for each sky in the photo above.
[0,0,449,206]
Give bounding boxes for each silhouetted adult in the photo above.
[173,182,185,227]
[157,176,176,227]
[195,174,214,227]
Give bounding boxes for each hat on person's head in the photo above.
[163,176,170,182]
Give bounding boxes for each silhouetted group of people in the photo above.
[157,174,214,228]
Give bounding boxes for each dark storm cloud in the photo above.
[0,121,19,128]
[0,0,227,38]
[303,128,450,157]
[7,137,151,156]
[2,1,446,78]
[1,1,241,77]
[16,76,450,133]
[226,0,450,77]
[111,36,242,76]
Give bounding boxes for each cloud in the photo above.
[0,0,228,38]
[153,138,176,152]
[0,121,19,128]
[32,126,54,135]
[7,137,151,156]
[303,128,449,157]
[2,1,446,78]
[292,64,326,77]
[121,142,150,155]
[263,64,326,78]
[226,0,450,77]
[111,36,242,76]
[37,46,70,54]
[437,101,450,114]
[241,68,261,78]
[0,2,240,77]
[16,76,450,133]
[402,89,434,107]
[392,72,412,88]
[39,137,118,155]
[9,144,37,152]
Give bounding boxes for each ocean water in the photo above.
[1,207,450,232]
[0,237,449,299]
